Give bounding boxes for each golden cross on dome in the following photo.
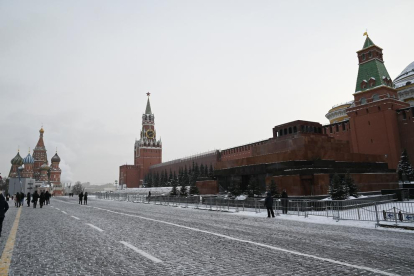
[146,92,151,97]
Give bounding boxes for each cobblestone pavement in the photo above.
[3,197,414,275]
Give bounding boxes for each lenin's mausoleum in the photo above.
[120,35,414,196]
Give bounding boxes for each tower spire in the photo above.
[145,92,152,114]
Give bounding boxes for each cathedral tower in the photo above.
[346,34,410,169]
[22,149,35,178]
[50,151,62,185]
[33,127,48,180]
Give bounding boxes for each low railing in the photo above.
[95,193,414,225]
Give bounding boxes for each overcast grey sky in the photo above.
[1,0,413,184]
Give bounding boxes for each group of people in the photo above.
[78,192,88,205]
[7,191,52,209]
[264,189,289,218]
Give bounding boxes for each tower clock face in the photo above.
[146,129,155,139]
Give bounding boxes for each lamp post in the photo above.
[17,166,24,193]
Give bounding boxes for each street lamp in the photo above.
[17,166,24,193]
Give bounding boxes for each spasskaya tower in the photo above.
[119,93,162,188]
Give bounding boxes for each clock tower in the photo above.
[134,93,162,186]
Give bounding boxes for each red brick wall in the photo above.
[196,180,219,195]
[266,173,398,196]
[135,147,162,182]
[347,99,409,169]
[397,107,414,164]
[119,165,141,188]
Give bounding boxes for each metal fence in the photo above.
[95,193,414,225]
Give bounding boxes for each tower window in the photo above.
[368,51,372,58]
[362,53,366,61]
[360,98,367,105]
[402,112,407,120]
[372,94,379,101]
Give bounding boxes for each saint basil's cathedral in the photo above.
[8,127,63,196]
[120,34,414,196]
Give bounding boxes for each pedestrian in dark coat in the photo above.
[20,192,24,207]
[281,189,289,214]
[32,191,39,208]
[0,194,9,237]
[79,192,83,205]
[264,192,275,218]
[45,191,51,205]
[83,192,88,205]
[39,191,45,208]
[14,193,19,207]
[26,192,31,207]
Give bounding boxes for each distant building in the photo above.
[8,127,63,195]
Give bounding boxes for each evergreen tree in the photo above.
[164,169,168,186]
[204,164,208,177]
[189,173,199,195]
[228,177,241,196]
[154,172,160,187]
[170,176,179,196]
[247,176,261,197]
[200,164,205,177]
[169,169,173,184]
[344,172,358,198]
[269,180,279,197]
[183,167,189,187]
[208,164,214,178]
[179,182,188,196]
[397,149,414,181]
[329,173,348,200]
[146,173,153,188]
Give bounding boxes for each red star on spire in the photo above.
[146,92,151,97]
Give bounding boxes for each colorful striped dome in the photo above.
[11,152,23,165]
[23,153,34,164]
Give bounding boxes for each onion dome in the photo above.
[394,61,414,88]
[40,162,50,171]
[39,127,44,134]
[51,152,60,163]
[23,153,35,164]
[11,152,24,166]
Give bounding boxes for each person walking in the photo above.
[6,194,9,202]
[20,192,24,207]
[26,192,31,207]
[281,189,289,214]
[148,191,151,203]
[79,192,83,205]
[14,194,19,208]
[45,191,51,205]
[32,191,39,208]
[264,192,275,218]
[83,192,88,205]
[0,194,9,237]
[39,191,45,208]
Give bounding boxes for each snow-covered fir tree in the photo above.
[397,149,414,181]
[170,176,178,196]
[329,173,348,200]
[247,176,261,197]
[269,180,279,197]
[344,172,358,198]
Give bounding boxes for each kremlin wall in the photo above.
[120,35,414,196]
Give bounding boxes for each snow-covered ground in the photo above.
[232,209,414,234]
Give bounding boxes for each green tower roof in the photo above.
[355,59,392,92]
[363,36,375,49]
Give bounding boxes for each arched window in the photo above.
[362,53,366,60]
[293,126,297,133]
[372,94,379,101]
[289,127,292,134]
[360,97,367,105]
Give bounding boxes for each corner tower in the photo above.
[346,34,410,169]
[134,93,162,184]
